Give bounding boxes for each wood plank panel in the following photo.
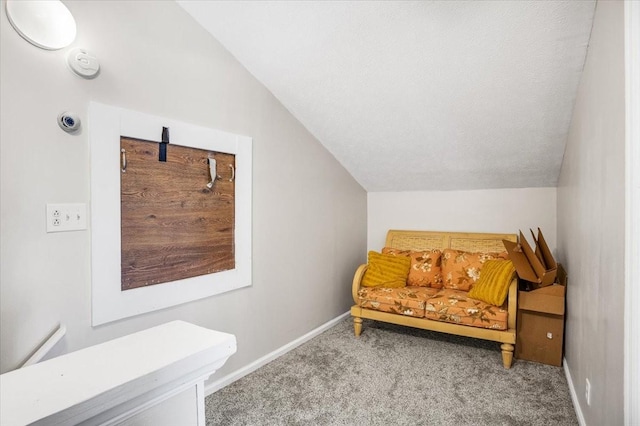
[120,137,235,291]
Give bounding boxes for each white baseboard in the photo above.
[564,357,586,426]
[205,311,351,396]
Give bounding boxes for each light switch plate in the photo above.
[46,203,87,232]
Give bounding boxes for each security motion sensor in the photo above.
[57,112,81,133]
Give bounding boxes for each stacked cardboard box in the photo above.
[503,229,567,366]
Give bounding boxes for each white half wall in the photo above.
[556,1,626,425]
[0,1,367,376]
[368,188,557,252]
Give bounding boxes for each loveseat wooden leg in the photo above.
[353,317,362,337]
[501,343,514,369]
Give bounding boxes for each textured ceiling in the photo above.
[177,1,595,192]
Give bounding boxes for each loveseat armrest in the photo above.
[507,277,518,330]
[352,264,368,305]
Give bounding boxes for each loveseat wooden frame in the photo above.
[350,230,518,369]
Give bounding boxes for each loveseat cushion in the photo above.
[358,286,440,318]
[424,288,508,330]
[382,248,443,288]
[361,251,411,288]
[441,249,509,291]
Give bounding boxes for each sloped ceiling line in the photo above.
[178,0,596,192]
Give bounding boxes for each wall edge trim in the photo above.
[625,2,640,424]
[204,311,351,396]
[564,357,587,426]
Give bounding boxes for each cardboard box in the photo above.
[515,265,567,367]
[503,228,557,289]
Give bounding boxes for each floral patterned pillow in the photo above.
[382,248,443,288]
[441,249,509,291]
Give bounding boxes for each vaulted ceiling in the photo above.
[178,1,595,192]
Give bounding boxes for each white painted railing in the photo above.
[21,324,67,368]
[0,321,236,426]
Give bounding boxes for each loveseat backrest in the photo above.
[385,230,517,253]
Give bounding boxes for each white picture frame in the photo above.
[89,102,252,326]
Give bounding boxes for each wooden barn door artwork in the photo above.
[120,136,235,291]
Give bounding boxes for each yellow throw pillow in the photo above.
[468,260,516,306]
[362,251,411,288]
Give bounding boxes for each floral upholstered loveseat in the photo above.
[350,230,518,368]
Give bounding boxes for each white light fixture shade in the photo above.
[6,0,76,50]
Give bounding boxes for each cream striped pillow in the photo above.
[362,251,411,288]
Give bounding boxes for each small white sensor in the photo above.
[57,112,81,133]
[67,48,100,79]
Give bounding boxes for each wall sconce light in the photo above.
[5,0,77,50]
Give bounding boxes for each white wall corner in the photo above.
[624,2,640,425]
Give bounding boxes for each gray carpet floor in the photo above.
[205,318,577,425]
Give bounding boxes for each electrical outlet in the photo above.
[585,378,591,406]
[46,203,87,233]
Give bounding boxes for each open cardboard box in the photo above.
[518,264,567,314]
[503,228,557,289]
